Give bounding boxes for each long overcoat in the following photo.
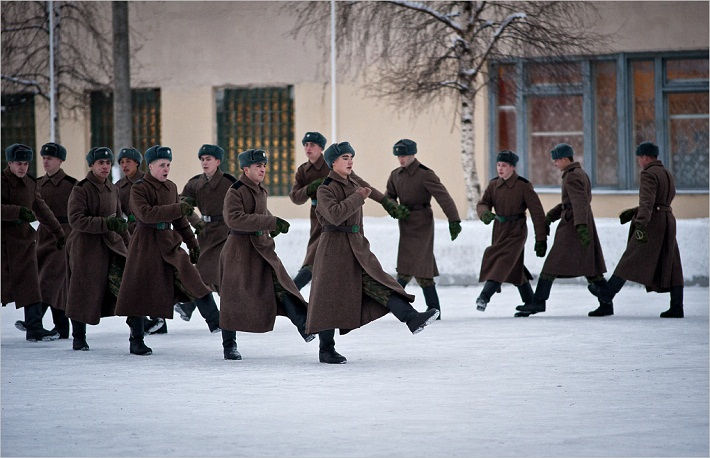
[476,172,546,285]
[542,162,606,278]
[614,160,683,292]
[65,172,128,324]
[386,158,460,278]
[116,170,144,234]
[1,168,64,308]
[115,173,211,318]
[289,153,387,268]
[181,169,236,291]
[219,174,307,333]
[37,168,77,309]
[306,171,415,335]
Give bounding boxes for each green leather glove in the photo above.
[18,206,36,223]
[275,217,290,234]
[127,214,136,223]
[480,211,495,225]
[194,220,206,237]
[619,208,636,225]
[449,221,462,241]
[181,196,197,207]
[576,224,591,247]
[189,246,200,264]
[395,204,410,220]
[381,198,399,219]
[55,236,66,250]
[105,216,128,234]
[306,178,325,198]
[270,229,281,238]
[179,202,194,217]
[634,224,648,243]
[535,240,547,257]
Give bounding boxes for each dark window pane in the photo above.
[668,92,709,188]
[594,61,618,186]
[631,60,655,186]
[496,65,517,152]
[527,95,584,185]
[666,58,709,83]
[1,93,36,176]
[526,62,582,86]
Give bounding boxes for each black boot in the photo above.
[24,303,59,341]
[422,284,441,320]
[515,277,553,316]
[318,329,346,364]
[587,278,615,317]
[396,276,409,288]
[517,282,534,305]
[280,294,316,342]
[476,280,501,312]
[174,302,196,321]
[588,275,625,303]
[145,317,168,334]
[194,293,221,333]
[293,267,313,290]
[661,286,684,318]
[71,320,89,351]
[127,316,152,355]
[386,294,439,334]
[222,330,242,360]
[49,305,70,339]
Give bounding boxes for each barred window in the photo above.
[216,87,295,196]
[1,93,36,176]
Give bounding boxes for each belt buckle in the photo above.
[255,230,263,236]
[351,224,359,233]
[156,222,166,230]
[202,215,211,223]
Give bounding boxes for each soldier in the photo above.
[386,138,461,319]
[219,148,315,361]
[2,143,64,341]
[587,142,684,318]
[116,145,220,355]
[515,143,610,317]
[306,142,439,364]
[172,144,231,333]
[475,150,547,312]
[65,147,129,351]
[289,131,408,290]
[116,147,166,335]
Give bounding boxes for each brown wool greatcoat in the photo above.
[476,172,547,285]
[386,158,460,278]
[116,173,211,318]
[542,162,606,278]
[219,174,307,333]
[65,172,128,324]
[181,169,236,291]
[614,160,683,292]
[290,154,387,268]
[306,171,415,335]
[116,170,144,234]
[1,168,64,308]
[37,169,77,309]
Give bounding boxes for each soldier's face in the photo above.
[553,157,572,171]
[636,155,654,169]
[496,161,515,180]
[91,159,113,180]
[332,154,353,177]
[42,156,62,175]
[243,162,266,183]
[303,142,323,162]
[120,157,139,177]
[149,159,172,182]
[200,155,221,177]
[397,155,415,167]
[8,161,29,178]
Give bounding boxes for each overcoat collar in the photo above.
[143,171,170,190]
[562,161,581,178]
[398,158,420,176]
[86,171,113,192]
[496,171,519,188]
[239,173,267,194]
[3,167,30,187]
[305,155,327,172]
[205,168,224,190]
[44,168,66,186]
[328,170,355,186]
[644,160,663,170]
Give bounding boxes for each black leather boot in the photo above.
[194,293,221,333]
[422,285,441,320]
[280,294,316,342]
[49,305,70,339]
[318,329,346,364]
[517,282,534,305]
[174,302,196,321]
[71,320,89,351]
[396,276,409,288]
[386,294,439,333]
[661,286,684,318]
[588,275,625,303]
[515,277,553,316]
[127,316,152,355]
[476,280,501,312]
[24,303,59,341]
[222,330,242,360]
[293,267,313,290]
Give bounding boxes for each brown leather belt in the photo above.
[322,224,360,233]
[137,221,172,230]
[406,203,431,211]
[230,229,264,236]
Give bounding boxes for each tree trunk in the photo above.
[459,93,481,220]
[112,1,131,182]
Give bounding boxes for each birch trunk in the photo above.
[459,93,481,220]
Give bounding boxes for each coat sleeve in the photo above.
[131,184,182,224]
[33,186,65,239]
[546,203,563,222]
[288,166,310,205]
[385,173,398,201]
[316,184,365,226]
[565,172,590,226]
[424,170,460,221]
[179,179,202,227]
[634,169,657,228]
[223,188,277,232]
[350,171,385,203]
[476,182,494,218]
[523,183,547,242]
[68,186,108,234]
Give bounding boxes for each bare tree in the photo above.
[291,1,607,218]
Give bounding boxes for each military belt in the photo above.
[323,224,360,233]
[137,221,172,230]
[495,212,525,223]
[56,216,69,224]
[407,203,431,211]
[654,204,672,212]
[230,229,264,236]
[201,214,224,223]
[311,198,317,207]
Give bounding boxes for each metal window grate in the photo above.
[1,93,37,176]
[216,86,294,196]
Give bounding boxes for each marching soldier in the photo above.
[65,147,129,350]
[289,131,408,290]
[515,143,610,317]
[306,142,439,364]
[172,144,231,332]
[587,142,684,318]
[116,145,220,355]
[219,148,315,361]
[2,143,64,341]
[386,138,462,319]
[475,150,547,312]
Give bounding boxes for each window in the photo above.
[1,93,36,176]
[490,52,709,190]
[216,87,294,196]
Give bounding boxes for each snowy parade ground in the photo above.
[2,218,709,456]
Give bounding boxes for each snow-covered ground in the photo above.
[2,283,708,457]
